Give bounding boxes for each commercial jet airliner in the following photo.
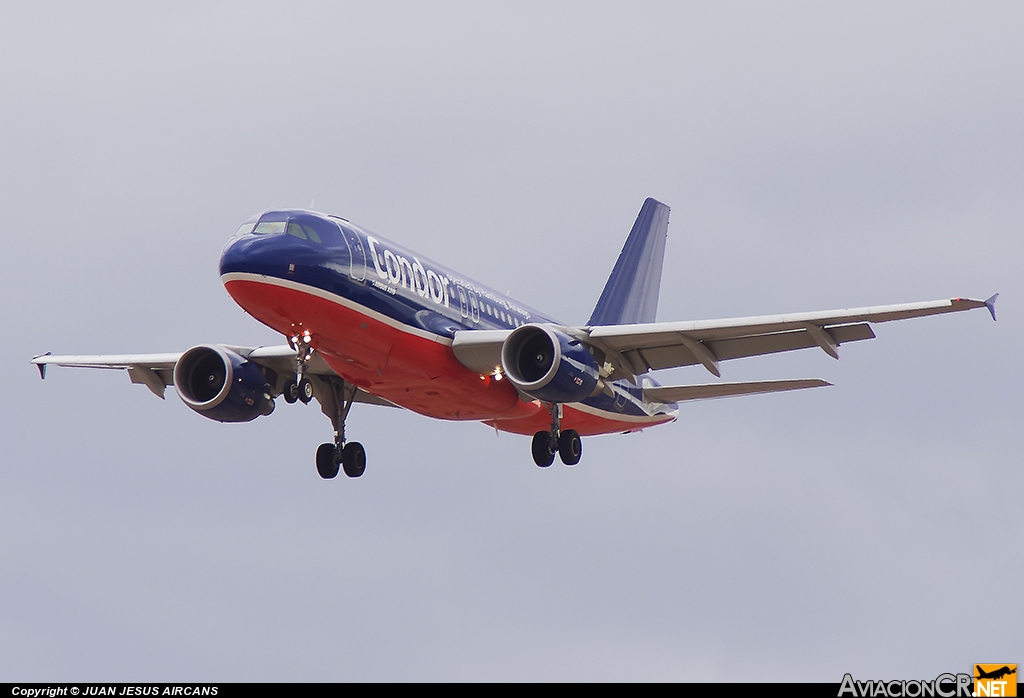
[33,199,997,479]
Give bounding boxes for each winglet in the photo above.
[984,293,999,321]
[32,352,51,379]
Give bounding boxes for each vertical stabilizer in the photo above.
[587,198,670,326]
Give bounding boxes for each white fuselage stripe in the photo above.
[221,272,454,345]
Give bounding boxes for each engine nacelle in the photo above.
[500,324,600,403]
[173,345,275,423]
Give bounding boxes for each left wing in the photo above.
[31,345,395,407]
[587,295,997,379]
[452,295,997,380]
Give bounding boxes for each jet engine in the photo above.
[173,345,275,422]
[500,324,600,403]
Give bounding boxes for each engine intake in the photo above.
[173,345,274,422]
[500,325,600,403]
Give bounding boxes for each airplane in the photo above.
[975,666,1016,681]
[32,198,998,479]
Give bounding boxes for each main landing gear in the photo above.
[531,402,582,467]
[314,376,366,479]
[279,338,367,479]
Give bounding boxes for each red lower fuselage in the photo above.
[218,211,677,436]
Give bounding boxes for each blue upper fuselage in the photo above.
[220,209,672,420]
[220,209,557,340]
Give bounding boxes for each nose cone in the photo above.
[220,211,351,310]
[219,234,281,278]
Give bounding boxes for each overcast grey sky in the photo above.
[1,2,1021,682]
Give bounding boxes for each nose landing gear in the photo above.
[285,333,316,404]
[283,377,313,404]
[531,402,582,467]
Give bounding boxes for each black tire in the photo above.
[298,377,314,404]
[283,381,298,404]
[558,429,582,466]
[531,431,554,467]
[316,443,339,479]
[342,442,366,478]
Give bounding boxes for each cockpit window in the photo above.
[253,221,286,235]
[244,213,329,244]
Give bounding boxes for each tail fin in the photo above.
[587,198,670,326]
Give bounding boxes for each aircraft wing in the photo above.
[451,330,513,375]
[452,295,996,380]
[31,345,396,407]
[586,295,997,379]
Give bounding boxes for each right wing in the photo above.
[31,345,395,407]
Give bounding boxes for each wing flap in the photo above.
[621,323,875,373]
[644,379,831,403]
[127,366,174,398]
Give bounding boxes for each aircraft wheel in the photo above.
[531,431,555,467]
[298,377,314,404]
[558,429,582,466]
[316,443,339,479]
[283,381,299,404]
[342,442,366,478]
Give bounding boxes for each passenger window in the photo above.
[302,225,322,243]
[287,223,308,240]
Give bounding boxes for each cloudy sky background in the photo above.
[1,2,1021,681]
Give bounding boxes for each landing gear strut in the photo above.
[285,332,316,404]
[531,402,582,467]
[314,376,366,479]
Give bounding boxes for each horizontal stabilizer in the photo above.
[644,379,831,404]
[984,293,998,321]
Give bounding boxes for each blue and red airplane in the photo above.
[33,199,997,478]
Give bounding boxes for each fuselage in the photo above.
[219,209,678,436]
